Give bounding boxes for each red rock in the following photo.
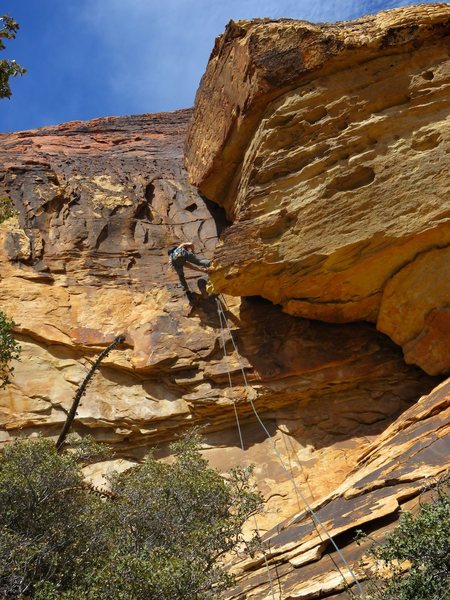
[0,111,438,530]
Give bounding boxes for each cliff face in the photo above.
[183,6,450,596]
[185,3,450,375]
[1,111,438,527]
[0,110,224,447]
[1,5,450,599]
[225,379,450,599]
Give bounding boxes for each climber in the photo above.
[168,242,210,297]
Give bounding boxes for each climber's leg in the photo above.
[173,261,190,295]
[183,250,210,269]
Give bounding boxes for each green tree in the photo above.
[0,434,263,599]
[362,478,450,600]
[0,15,26,99]
[87,434,262,600]
[0,312,21,389]
[0,203,21,392]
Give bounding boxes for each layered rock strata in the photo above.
[226,378,450,599]
[0,5,448,598]
[0,111,439,528]
[185,4,450,375]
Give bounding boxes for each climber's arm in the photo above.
[178,241,195,252]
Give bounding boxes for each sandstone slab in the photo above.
[225,377,450,599]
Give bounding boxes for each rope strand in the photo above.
[216,297,365,600]
[217,302,276,600]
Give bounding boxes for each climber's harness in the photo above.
[169,246,188,268]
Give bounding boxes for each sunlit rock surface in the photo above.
[225,378,450,599]
[0,111,438,527]
[1,14,449,593]
[185,4,450,375]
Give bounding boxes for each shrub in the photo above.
[0,312,21,389]
[0,434,263,599]
[0,196,17,223]
[361,477,450,600]
[0,438,105,598]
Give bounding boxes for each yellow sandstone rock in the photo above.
[186,4,450,374]
[0,110,439,534]
[1,11,449,595]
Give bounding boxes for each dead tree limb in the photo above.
[55,335,125,451]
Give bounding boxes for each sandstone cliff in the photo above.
[186,3,450,376]
[183,4,450,596]
[0,4,449,599]
[1,110,438,528]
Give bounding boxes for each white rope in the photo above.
[217,306,245,452]
[216,297,366,600]
[217,301,277,600]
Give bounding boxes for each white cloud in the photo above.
[75,0,435,114]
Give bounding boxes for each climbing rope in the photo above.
[217,304,276,600]
[215,297,366,600]
[215,297,359,597]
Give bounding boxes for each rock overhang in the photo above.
[0,9,449,599]
[185,4,450,375]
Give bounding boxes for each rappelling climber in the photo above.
[168,242,210,298]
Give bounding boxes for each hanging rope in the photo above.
[216,299,356,597]
[215,297,366,600]
[217,304,276,600]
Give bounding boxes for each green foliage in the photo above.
[0,311,21,388]
[65,433,112,464]
[362,478,450,600]
[0,438,105,598]
[0,196,17,223]
[0,15,26,99]
[92,434,262,599]
[0,433,263,599]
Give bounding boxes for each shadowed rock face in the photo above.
[185,4,450,375]
[0,110,440,533]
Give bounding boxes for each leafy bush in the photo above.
[0,434,263,599]
[361,478,450,600]
[0,438,105,598]
[0,311,21,388]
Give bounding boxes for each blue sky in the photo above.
[0,0,436,132]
